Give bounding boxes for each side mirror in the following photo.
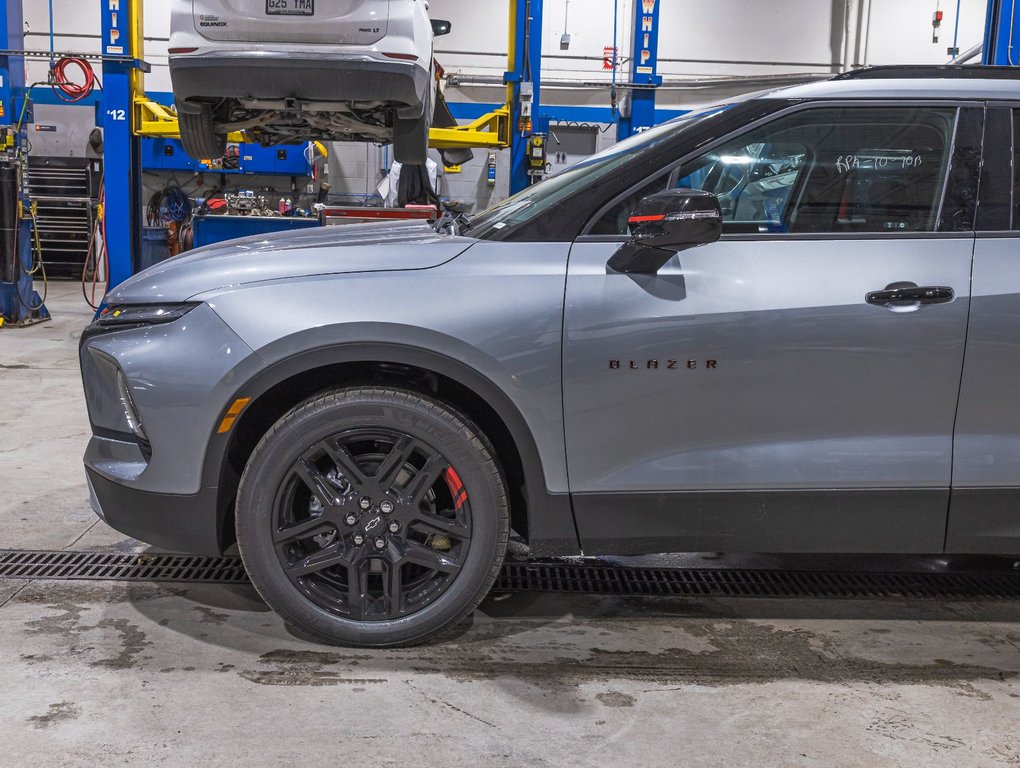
[608,189,722,275]
[431,19,452,37]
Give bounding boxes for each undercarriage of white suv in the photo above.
[225,100,394,146]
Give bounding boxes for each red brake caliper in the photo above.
[444,466,468,510]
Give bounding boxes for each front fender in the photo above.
[200,337,578,556]
[199,242,576,554]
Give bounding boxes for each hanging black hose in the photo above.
[0,162,17,283]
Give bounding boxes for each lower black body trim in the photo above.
[574,489,949,556]
[526,492,580,557]
[946,488,1020,554]
[87,468,222,556]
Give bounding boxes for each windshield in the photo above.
[468,103,732,239]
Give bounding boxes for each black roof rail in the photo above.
[835,65,1020,80]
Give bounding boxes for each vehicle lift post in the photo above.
[507,0,545,195]
[0,0,49,326]
[101,0,147,289]
[982,0,1020,64]
[617,0,661,140]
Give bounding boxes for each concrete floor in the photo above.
[1,281,1019,767]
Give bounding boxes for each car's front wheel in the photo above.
[235,387,509,647]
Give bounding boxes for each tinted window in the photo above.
[590,107,956,235]
[589,171,672,235]
[975,108,1011,231]
[939,107,983,233]
[1012,108,1020,229]
[468,105,731,240]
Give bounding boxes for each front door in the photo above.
[563,103,980,555]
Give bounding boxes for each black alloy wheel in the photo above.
[236,387,509,647]
[273,428,472,620]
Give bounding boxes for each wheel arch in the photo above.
[203,342,579,558]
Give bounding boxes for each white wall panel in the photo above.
[867,0,987,65]
[27,0,993,98]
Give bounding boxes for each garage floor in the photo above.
[2,281,1020,767]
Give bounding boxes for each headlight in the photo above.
[94,303,197,327]
[82,303,198,344]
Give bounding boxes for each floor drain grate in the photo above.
[495,562,1020,600]
[1,550,1018,600]
[0,550,249,583]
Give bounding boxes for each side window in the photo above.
[677,140,808,231]
[975,108,1012,232]
[1012,108,1020,230]
[588,171,672,235]
[589,106,956,236]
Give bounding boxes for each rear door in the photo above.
[948,104,1020,553]
[192,0,389,45]
[563,102,981,555]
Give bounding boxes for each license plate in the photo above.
[266,0,314,16]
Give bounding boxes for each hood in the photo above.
[107,220,474,304]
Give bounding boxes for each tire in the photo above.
[176,100,226,160]
[235,387,509,647]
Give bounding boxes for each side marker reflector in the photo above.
[217,397,251,434]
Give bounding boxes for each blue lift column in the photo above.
[982,0,1020,64]
[507,0,544,195]
[617,0,662,140]
[101,0,144,289]
[0,1,25,129]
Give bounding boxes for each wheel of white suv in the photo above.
[176,100,226,160]
[235,387,509,647]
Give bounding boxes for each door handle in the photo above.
[866,283,955,310]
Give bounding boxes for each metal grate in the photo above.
[1,549,1019,600]
[0,550,248,583]
[495,562,1020,600]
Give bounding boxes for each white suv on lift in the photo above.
[168,0,448,164]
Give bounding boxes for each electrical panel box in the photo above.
[141,138,311,176]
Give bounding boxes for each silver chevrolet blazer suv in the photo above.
[80,66,1020,646]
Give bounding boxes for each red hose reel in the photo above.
[50,57,98,103]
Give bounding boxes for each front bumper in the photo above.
[80,302,265,554]
[170,51,429,110]
[87,468,222,555]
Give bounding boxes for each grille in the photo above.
[1,549,1018,600]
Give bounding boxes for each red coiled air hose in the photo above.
[52,57,97,103]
